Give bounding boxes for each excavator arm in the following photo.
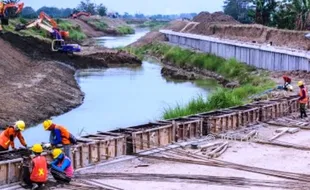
[39,11,58,29]
[15,13,81,53]
[1,2,24,17]
[71,11,91,19]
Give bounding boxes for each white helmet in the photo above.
[287,84,293,91]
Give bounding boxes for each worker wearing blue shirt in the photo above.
[50,148,74,184]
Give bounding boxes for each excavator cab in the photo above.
[52,39,81,53]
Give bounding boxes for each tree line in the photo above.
[224,0,310,30]
[20,0,107,18]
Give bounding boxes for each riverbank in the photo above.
[0,32,141,128]
[125,42,275,119]
[70,16,135,37]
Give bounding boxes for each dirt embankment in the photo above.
[187,12,310,50]
[0,33,141,128]
[70,16,134,37]
[0,38,83,127]
[133,11,310,50]
[130,20,189,47]
[68,18,104,38]
[1,32,141,69]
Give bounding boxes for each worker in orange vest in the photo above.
[22,144,48,190]
[0,120,27,151]
[298,81,308,118]
[43,120,75,158]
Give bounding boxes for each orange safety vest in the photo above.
[0,3,3,14]
[55,125,70,145]
[30,156,48,183]
[0,127,13,149]
[299,87,309,104]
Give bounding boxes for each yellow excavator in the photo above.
[0,1,24,33]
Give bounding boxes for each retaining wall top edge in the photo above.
[160,30,310,59]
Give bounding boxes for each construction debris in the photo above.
[269,128,289,141]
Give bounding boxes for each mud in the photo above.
[161,63,232,87]
[0,32,141,128]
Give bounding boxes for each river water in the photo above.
[22,28,213,146]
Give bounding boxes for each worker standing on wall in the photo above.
[50,148,74,184]
[22,144,48,190]
[0,120,27,151]
[43,120,76,158]
[298,81,308,118]
[283,75,292,91]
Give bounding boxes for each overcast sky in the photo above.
[22,0,224,15]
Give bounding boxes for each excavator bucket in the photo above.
[15,23,26,31]
[1,18,8,25]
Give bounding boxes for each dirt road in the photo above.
[68,18,104,37]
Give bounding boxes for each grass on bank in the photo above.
[5,18,87,42]
[117,26,135,35]
[86,19,135,35]
[139,20,169,30]
[87,19,108,31]
[57,19,87,41]
[125,43,275,119]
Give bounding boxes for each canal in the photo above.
[22,28,213,146]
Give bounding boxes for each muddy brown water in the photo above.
[19,28,215,146]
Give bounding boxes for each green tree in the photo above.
[271,0,295,29]
[224,0,253,23]
[21,6,37,18]
[77,0,97,15]
[248,0,278,25]
[290,0,310,30]
[97,4,107,16]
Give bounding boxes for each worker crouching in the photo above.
[298,81,308,118]
[283,75,293,91]
[43,120,76,158]
[50,148,74,184]
[22,144,48,190]
[0,120,27,151]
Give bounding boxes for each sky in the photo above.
[22,0,224,15]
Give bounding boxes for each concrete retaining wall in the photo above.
[160,30,310,71]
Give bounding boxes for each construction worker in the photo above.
[298,81,308,118]
[43,120,72,158]
[0,1,3,33]
[283,75,292,91]
[50,148,74,184]
[0,120,27,151]
[22,144,48,190]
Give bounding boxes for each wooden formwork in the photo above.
[72,133,126,169]
[251,101,280,122]
[196,110,240,134]
[161,116,203,142]
[123,122,174,154]
[227,105,260,127]
[287,96,300,113]
[0,158,23,185]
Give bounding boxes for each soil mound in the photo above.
[193,11,239,25]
